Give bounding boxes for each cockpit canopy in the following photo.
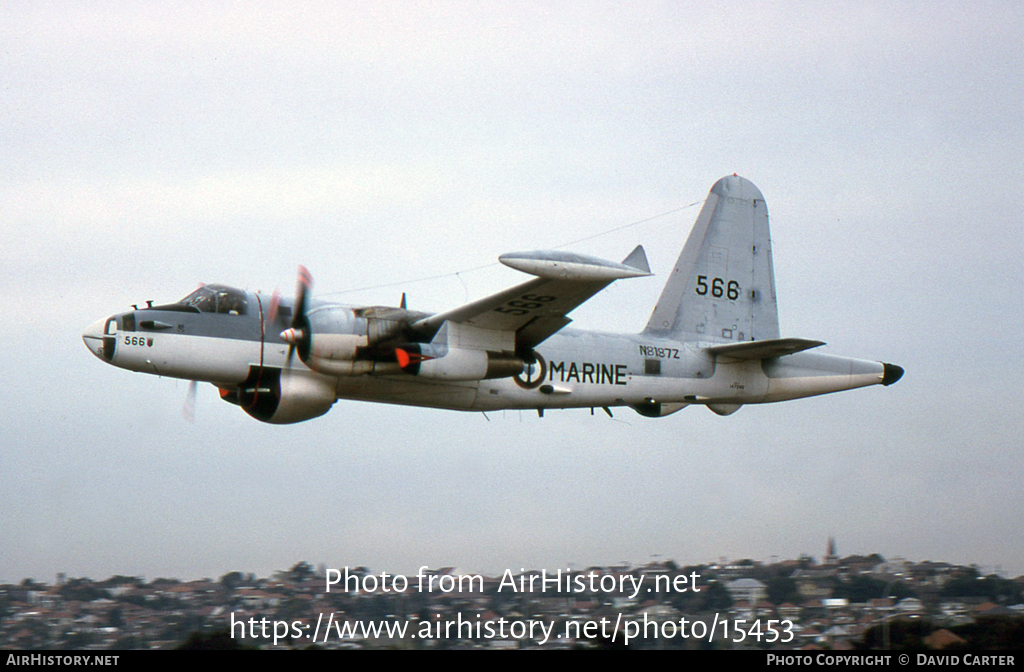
[177,284,248,316]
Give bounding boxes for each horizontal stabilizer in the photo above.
[704,338,825,361]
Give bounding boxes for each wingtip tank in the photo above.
[499,250,652,280]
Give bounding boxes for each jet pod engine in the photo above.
[395,344,523,380]
[221,367,336,424]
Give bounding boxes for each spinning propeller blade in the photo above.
[266,288,281,325]
[280,265,312,367]
[182,380,197,423]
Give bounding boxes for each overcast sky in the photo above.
[2,2,1023,583]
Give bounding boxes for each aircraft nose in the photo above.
[82,318,108,360]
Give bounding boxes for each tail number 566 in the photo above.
[695,276,739,300]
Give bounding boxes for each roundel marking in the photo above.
[514,352,547,389]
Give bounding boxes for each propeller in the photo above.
[182,380,197,423]
[265,288,281,325]
[279,265,312,367]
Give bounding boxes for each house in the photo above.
[725,578,767,604]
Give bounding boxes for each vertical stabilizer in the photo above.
[644,175,779,342]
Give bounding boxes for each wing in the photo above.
[412,246,651,351]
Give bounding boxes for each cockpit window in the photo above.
[178,285,248,315]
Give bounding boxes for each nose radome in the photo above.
[82,318,107,359]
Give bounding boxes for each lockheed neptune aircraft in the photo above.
[83,175,903,423]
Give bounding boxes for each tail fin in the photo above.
[644,175,779,342]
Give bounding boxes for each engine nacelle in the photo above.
[396,344,523,381]
[297,307,367,375]
[306,333,370,375]
[223,367,337,424]
[297,305,423,376]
